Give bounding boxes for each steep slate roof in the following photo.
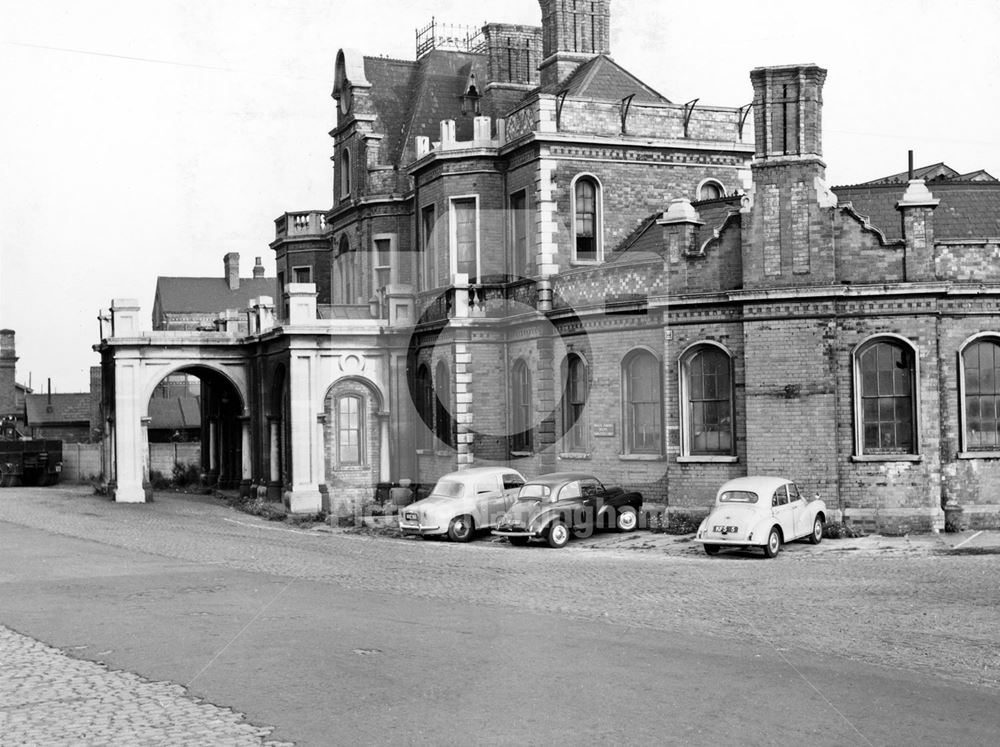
[154,277,275,314]
[25,393,91,425]
[364,50,491,166]
[537,54,671,104]
[833,180,1000,243]
[147,396,201,429]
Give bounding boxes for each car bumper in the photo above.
[693,535,760,547]
[491,528,540,539]
[398,522,443,536]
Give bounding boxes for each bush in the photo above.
[822,520,864,539]
[149,470,171,490]
[171,462,201,488]
[647,510,702,535]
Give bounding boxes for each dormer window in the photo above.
[461,73,481,116]
[698,179,725,201]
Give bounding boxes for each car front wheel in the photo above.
[808,516,823,544]
[616,506,638,532]
[448,515,475,542]
[763,527,781,558]
[547,521,570,549]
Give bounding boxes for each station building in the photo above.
[97,1,1000,531]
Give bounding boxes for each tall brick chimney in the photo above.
[483,23,543,90]
[224,252,240,290]
[537,0,610,88]
[252,256,265,278]
[0,329,18,417]
[744,64,835,288]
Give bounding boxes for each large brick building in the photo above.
[97,1,1000,531]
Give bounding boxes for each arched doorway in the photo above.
[145,365,245,490]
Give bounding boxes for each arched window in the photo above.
[511,359,532,452]
[681,344,735,456]
[340,148,351,199]
[961,338,1000,451]
[335,394,364,466]
[415,364,433,451]
[572,176,601,262]
[434,360,453,448]
[562,354,588,451]
[698,179,725,201]
[855,339,916,455]
[623,350,662,454]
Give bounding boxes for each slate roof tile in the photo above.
[155,278,276,314]
[25,393,91,425]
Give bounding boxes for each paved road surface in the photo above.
[1,486,998,745]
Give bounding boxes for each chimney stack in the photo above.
[224,252,240,290]
[537,0,610,87]
[0,329,17,417]
[253,256,265,278]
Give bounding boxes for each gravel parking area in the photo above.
[2,486,998,693]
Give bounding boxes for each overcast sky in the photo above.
[2,0,998,392]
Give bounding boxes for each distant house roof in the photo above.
[147,396,201,429]
[154,277,275,315]
[25,393,91,425]
[537,54,671,104]
[853,163,998,186]
[833,172,1000,243]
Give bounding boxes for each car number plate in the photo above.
[404,512,417,521]
[713,525,738,533]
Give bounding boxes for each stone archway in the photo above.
[323,376,387,515]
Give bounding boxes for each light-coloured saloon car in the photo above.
[693,476,827,558]
[398,467,526,541]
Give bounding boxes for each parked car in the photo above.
[398,467,526,541]
[693,476,827,558]
[492,472,643,548]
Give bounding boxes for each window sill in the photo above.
[619,454,665,461]
[569,259,601,267]
[558,452,591,460]
[510,450,535,457]
[676,455,738,463]
[851,454,922,463]
[957,451,1000,460]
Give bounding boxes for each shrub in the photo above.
[171,462,201,488]
[149,470,171,490]
[822,520,864,539]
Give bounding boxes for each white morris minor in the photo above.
[693,476,827,558]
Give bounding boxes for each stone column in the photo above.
[207,418,219,485]
[377,412,391,482]
[267,416,281,501]
[239,415,252,498]
[283,353,322,513]
[112,355,145,502]
[453,336,474,468]
[140,416,152,500]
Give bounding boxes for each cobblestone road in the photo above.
[1,485,999,744]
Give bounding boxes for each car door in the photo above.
[474,476,503,527]
[578,478,604,530]
[770,484,795,540]
[787,482,810,539]
[500,472,524,515]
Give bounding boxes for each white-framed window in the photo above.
[340,148,351,199]
[421,204,437,290]
[372,233,395,290]
[562,353,588,452]
[696,178,725,201]
[959,335,1000,453]
[336,235,357,304]
[511,358,532,452]
[853,335,918,457]
[292,266,312,284]
[335,394,364,466]
[622,348,662,455]
[571,174,602,263]
[509,189,530,278]
[679,342,735,457]
[449,195,480,282]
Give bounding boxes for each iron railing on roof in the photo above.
[416,17,487,58]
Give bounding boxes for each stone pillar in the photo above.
[657,199,704,261]
[112,354,145,502]
[453,337,474,468]
[377,412,391,482]
[208,418,219,485]
[140,416,152,500]
[110,299,141,338]
[286,283,318,325]
[267,416,281,501]
[896,179,940,283]
[283,353,322,513]
[240,415,252,498]
[535,332,557,473]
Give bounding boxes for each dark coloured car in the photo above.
[492,472,643,548]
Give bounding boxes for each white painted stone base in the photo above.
[283,487,322,514]
[842,506,945,532]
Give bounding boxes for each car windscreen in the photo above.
[517,484,550,501]
[719,490,758,503]
[429,480,465,499]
